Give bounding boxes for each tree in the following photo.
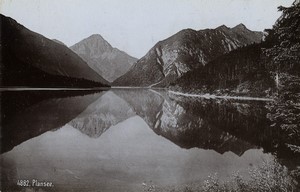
[264,1,300,75]
[264,1,300,155]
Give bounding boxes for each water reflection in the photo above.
[114,90,258,155]
[69,91,136,138]
[0,89,298,191]
[1,90,104,153]
[1,118,272,192]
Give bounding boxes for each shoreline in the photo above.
[169,90,274,101]
[0,87,110,91]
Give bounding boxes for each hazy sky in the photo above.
[0,0,294,58]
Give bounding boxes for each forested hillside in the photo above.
[264,2,300,156]
[171,43,275,97]
[172,2,299,99]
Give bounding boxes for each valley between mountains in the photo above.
[1,2,300,191]
[1,2,299,100]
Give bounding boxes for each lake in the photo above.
[0,89,298,191]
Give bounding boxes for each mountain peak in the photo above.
[70,34,137,82]
[88,34,105,40]
[233,23,248,30]
[217,25,230,30]
[71,33,113,53]
[84,34,110,45]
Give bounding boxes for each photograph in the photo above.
[0,0,299,191]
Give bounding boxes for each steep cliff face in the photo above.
[0,14,109,87]
[113,24,262,87]
[70,34,137,82]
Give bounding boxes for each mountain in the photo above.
[172,42,275,97]
[52,39,66,46]
[0,14,109,87]
[113,24,263,87]
[172,2,300,97]
[70,34,137,82]
[172,1,300,157]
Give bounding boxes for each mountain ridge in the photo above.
[113,24,263,87]
[52,39,66,46]
[1,14,109,87]
[170,2,300,97]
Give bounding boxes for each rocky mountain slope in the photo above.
[1,14,109,87]
[172,1,300,97]
[171,42,275,97]
[70,34,137,82]
[113,24,263,87]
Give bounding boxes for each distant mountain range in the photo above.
[0,14,109,87]
[1,13,265,89]
[70,34,137,82]
[113,24,263,87]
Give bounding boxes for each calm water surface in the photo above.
[0,89,296,191]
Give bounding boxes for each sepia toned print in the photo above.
[1,0,299,191]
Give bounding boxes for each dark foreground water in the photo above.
[0,89,298,191]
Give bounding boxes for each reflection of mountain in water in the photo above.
[168,94,278,153]
[113,89,164,128]
[69,92,136,138]
[113,89,256,156]
[2,89,288,158]
[1,91,103,153]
